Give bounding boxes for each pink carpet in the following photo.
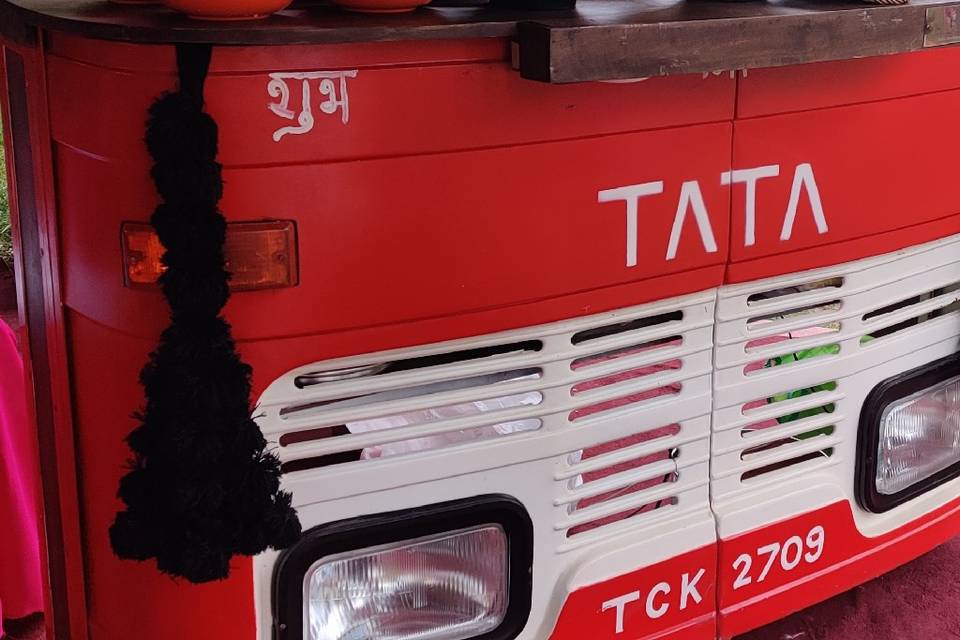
[738,535,960,640]
[0,319,43,635]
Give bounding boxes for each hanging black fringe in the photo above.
[109,44,301,583]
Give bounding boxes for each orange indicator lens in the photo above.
[122,221,298,291]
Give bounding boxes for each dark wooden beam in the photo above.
[517,0,956,83]
[3,0,960,81]
[925,4,960,47]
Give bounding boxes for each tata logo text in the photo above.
[598,163,828,266]
[602,568,707,634]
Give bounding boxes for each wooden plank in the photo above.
[519,0,938,83]
[3,0,960,75]
[925,4,960,46]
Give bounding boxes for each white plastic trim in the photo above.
[713,233,960,538]
[253,290,719,640]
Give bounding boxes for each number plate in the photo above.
[731,525,825,591]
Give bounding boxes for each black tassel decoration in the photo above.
[110,44,301,583]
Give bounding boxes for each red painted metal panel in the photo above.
[231,265,723,378]
[726,212,960,283]
[50,42,732,640]
[738,47,960,118]
[717,498,960,638]
[58,122,732,345]
[727,88,960,281]
[549,544,717,640]
[45,45,734,166]
[67,311,257,640]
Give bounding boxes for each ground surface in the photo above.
[738,534,960,639]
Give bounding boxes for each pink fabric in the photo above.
[0,320,43,632]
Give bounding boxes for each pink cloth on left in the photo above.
[0,319,43,631]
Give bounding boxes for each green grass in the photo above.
[0,121,10,268]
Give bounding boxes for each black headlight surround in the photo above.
[272,494,534,640]
[857,352,960,514]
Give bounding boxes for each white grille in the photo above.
[256,293,714,545]
[551,303,712,547]
[713,234,960,533]
[254,291,718,640]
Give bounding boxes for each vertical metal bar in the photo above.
[3,39,87,640]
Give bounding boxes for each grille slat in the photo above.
[718,457,844,500]
[261,351,546,410]
[266,373,547,435]
[568,318,707,356]
[555,458,680,506]
[734,388,844,427]
[567,333,708,378]
[721,286,846,322]
[738,348,840,380]
[277,402,546,461]
[741,431,838,464]
[745,303,843,339]
[861,287,960,340]
[714,435,839,479]
[569,364,697,402]
[722,412,841,454]
[555,428,692,480]
[554,479,701,531]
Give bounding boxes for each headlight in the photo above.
[272,496,533,640]
[858,354,960,512]
[306,526,508,640]
[877,376,960,495]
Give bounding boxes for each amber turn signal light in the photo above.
[122,221,299,291]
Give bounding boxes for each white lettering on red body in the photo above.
[601,591,640,634]
[680,568,705,609]
[267,70,358,142]
[601,569,707,635]
[781,163,828,240]
[600,163,829,267]
[721,164,780,247]
[645,581,671,618]
[667,181,718,261]
[597,181,665,268]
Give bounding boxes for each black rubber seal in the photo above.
[272,494,534,640]
[856,352,960,514]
